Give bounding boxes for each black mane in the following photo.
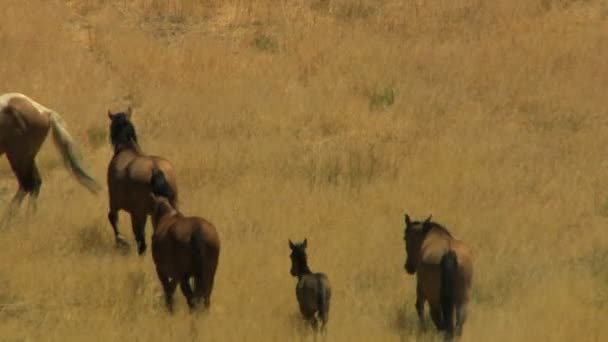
[290,242,311,274]
[409,219,453,238]
[110,113,138,147]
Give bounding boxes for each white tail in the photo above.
[48,111,100,193]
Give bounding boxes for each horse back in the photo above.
[108,152,178,211]
[297,273,331,314]
[451,240,473,294]
[420,230,452,265]
[418,236,473,306]
[179,216,220,255]
[316,273,331,305]
[152,216,219,278]
[0,95,50,152]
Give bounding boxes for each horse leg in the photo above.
[0,188,27,228]
[179,276,197,310]
[199,262,217,309]
[108,208,129,249]
[429,306,445,332]
[455,302,468,336]
[415,282,427,330]
[310,316,319,332]
[1,152,39,227]
[130,212,147,255]
[194,273,210,309]
[319,308,329,333]
[156,269,177,313]
[25,162,41,216]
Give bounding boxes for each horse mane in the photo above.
[110,113,138,148]
[410,219,453,238]
[426,221,453,238]
[151,199,178,227]
[291,245,311,274]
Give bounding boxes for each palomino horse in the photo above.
[289,238,331,332]
[0,93,99,226]
[150,168,220,312]
[402,214,473,340]
[107,108,178,255]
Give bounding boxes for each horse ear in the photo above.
[289,240,295,249]
[404,214,411,226]
[126,107,133,119]
[108,110,114,119]
[303,238,308,248]
[422,215,433,232]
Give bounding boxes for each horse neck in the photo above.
[296,260,312,279]
[429,227,453,242]
[152,203,179,230]
[113,139,144,156]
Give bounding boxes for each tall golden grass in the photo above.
[1,0,608,340]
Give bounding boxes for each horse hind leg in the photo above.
[199,259,219,309]
[318,292,330,333]
[1,153,40,227]
[194,273,211,309]
[455,302,468,336]
[108,209,129,250]
[130,212,147,255]
[179,276,197,311]
[318,311,328,335]
[308,316,319,332]
[25,162,42,216]
[415,283,427,330]
[156,269,177,313]
[0,188,27,228]
[429,306,445,332]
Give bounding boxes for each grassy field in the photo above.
[1,0,608,340]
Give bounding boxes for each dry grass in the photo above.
[1,0,608,340]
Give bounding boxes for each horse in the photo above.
[0,93,100,226]
[402,214,473,340]
[106,108,178,255]
[288,238,331,332]
[149,167,220,312]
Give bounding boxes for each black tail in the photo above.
[190,228,205,296]
[440,250,458,338]
[150,168,174,199]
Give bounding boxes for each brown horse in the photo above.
[289,238,331,332]
[402,214,473,340]
[107,108,178,255]
[149,168,220,312]
[0,93,100,226]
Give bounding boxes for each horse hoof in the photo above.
[137,244,147,255]
[116,236,130,249]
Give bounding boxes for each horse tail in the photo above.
[316,274,330,327]
[440,250,458,338]
[48,111,100,193]
[190,227,205,296]
[151,163,178,209]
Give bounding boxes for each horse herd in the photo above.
[0,92,474,340]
